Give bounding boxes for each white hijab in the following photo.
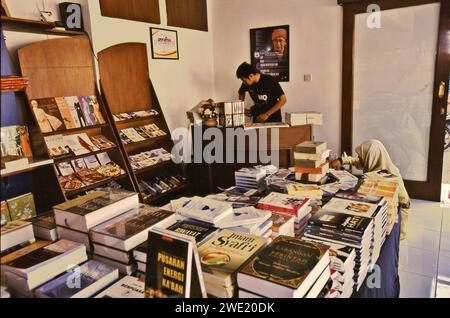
[355,139,401,176]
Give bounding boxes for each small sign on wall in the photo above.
[150,27,179,60]
[59,2,84,31]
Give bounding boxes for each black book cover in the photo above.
[167,220,218,244]
[5,247,62,269]
[308,210,372,236]
[145,231,190,298]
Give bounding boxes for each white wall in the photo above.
[211,0,343,153]
[86,0,216,133]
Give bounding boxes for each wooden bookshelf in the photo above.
[1,158,53,178]
[1,16,86,36]
[98,42,189,204]
[17,37,137,202]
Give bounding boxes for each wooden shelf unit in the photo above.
[1,16,86,36]
[17,37,137,202]
[98,42,189,204]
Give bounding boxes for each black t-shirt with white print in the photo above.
[239,74,285,122]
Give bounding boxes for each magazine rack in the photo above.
[17,37,136,201]
[98,43,188,204]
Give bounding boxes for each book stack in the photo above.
[285,112,323,126]
[216,207,273,238]
[234,167,267,191]
[90,205,176,275]
[357,174,401,236]
[34,260,119,298]
[1,76,30,91]
[216,101,245,128]
[270,212,295,238]
[286,183,324,201]
[257,192,311,238]
[206,186,263,208]
[170,197,233,227]
[1,220,35,253]
[119,124,167,144]
[95,275,145,298]
[305,210,374,291]
[293,141,330,183]
[302,237,356,298]
[29,211,57,242]
[1,240,88,297]
[54,189,140,252]
[198,230,268,298]
[113,109,159,122]
[333,192,388,265]
[129,148,172,171]
[294,212,312,238]
[329,169,359,191]
[237,236,330,298]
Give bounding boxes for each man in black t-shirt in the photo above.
[236,62,287,123]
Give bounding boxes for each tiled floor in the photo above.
[399,199,450,298]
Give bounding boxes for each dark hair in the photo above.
[236,62,258,79]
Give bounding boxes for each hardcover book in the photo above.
[198,229,268,287]
[237,236,330,298]
[7,193,36,221]
[31,98,66,132]
[29,211,55,230]
[1,201,11,225]
[167,220,218,244]
[323,198,379,217]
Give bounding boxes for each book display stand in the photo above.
[98,43,188,204]
[17,37,136,202]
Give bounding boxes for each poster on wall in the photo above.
[150,27,179,60]
[250,25,290,82]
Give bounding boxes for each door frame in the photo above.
[340,0,450,201]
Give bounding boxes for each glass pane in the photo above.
[353,3,440,181]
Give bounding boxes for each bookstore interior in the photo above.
[0,0,449,301]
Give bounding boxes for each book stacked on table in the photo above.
[332,193,388,265]
[295,212,312,238]
[237,236,330,298]
[119,124,166,145]
[328,169,359,191]
[34,260,119,298]
[216,207,273,238]
[270,212,295,238]
[170,197,233,227]
[206,186,263,208]
[198,230,268,298]
[302,237,356,298]
[304,210,374,292]
[29,211,57,242]
[286,183,324,201]
[1,220,35,254]
[95,275,145,298]
[285,112,323,126]
[90,205,176,275]
[357,174,401,236]
[234,167,267,191]
[54,189,139,252]
[1,240,88,297]
[293,141,330,183]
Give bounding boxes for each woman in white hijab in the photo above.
[331,139,410,240]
